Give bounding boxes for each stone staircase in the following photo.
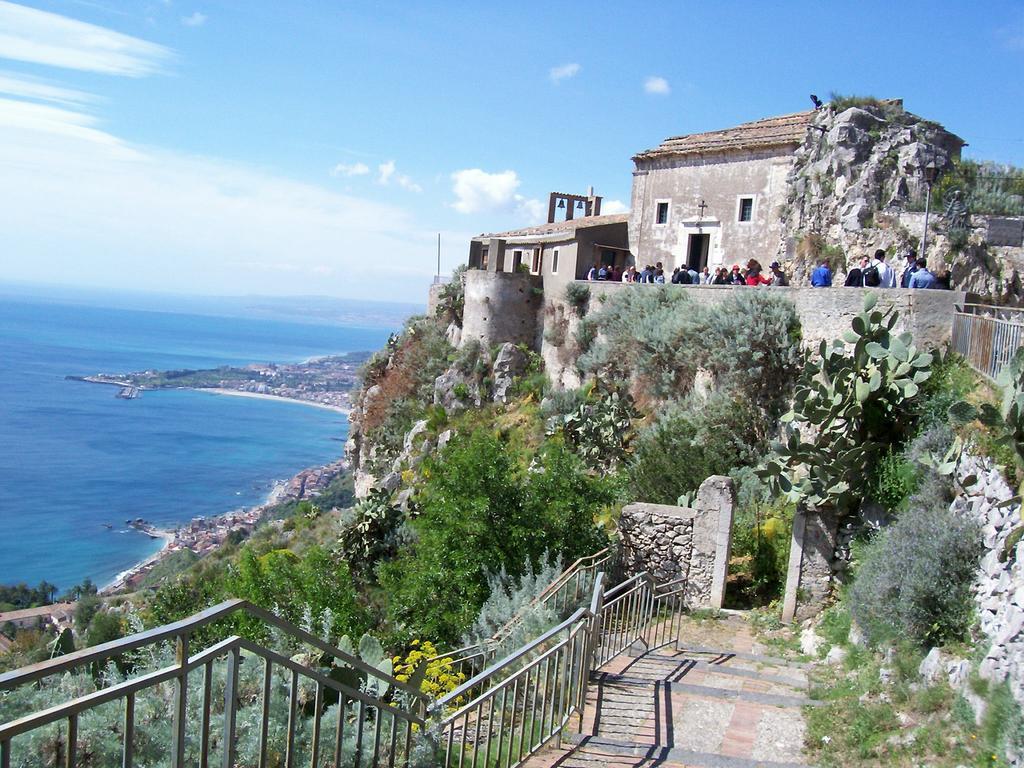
[526,614,818,768]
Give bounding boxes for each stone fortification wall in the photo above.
[427,282,446,317]
[618,475,735,609]
[460,270,542,349]
[581,281,967,350]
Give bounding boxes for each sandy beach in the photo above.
[199,387,351,415]
[101,527,176,594]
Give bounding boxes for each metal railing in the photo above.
[952,303,1024,380]
[426,549,613,682]
[0,566,686,768]
[431,570,687,768]
[0,600,429,768]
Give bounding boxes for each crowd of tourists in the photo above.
[811,248,952,289]
[587,259,788,286]
[586,248,952,290]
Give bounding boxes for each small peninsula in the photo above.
[68,350,370,412]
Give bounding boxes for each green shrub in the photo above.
[629,392,767,505]
[700,290,802,431]
[871,448,919,512]
[435,265,466,323]
[564,283,590,316]
[727,495,794,607]
[338,489,403,577]
[379,431,611,644]
[578,286,801,416]
[548,382,638,470]
[849,500,981,647]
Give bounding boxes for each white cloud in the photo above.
[0,70,96,106]
[0,96,130,149]
[181,11,206,27]
[0,1,172,76]
[450,168,542,221]
[331,161,369,177]
[601,199,629,214]
[644,76,671,95]
[549,62,580,83]
[0,101,440,302]
[377,160,422,193]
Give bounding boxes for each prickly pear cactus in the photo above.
[758,292,933,513]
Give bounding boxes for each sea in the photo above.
[0,290,407,592]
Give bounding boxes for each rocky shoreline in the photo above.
[101,458,348,595]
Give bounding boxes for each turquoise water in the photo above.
[0,296,397,591]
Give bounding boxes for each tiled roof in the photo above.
[0,602,75,623]
[479,213,629,240]
[634,110,816,161]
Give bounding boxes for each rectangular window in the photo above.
[481,248,489,270]
[552,249,559,274]
[532,249,542,274]
[513,250,523,271]
[738,197,754,222]
[655,201,670,225]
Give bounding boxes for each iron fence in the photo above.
[0,600,428,768]
[952,303,1024,380]
[1,564,686,768]
[431,570,687,768]
[425,549,613,682]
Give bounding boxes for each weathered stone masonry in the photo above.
[618,475,735,609]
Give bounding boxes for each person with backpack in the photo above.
[845,256,869,286]
[866,249,896,288]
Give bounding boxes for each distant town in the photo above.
[68,351,370,412]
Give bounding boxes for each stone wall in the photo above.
[427,282,446,317]
[953,455,1024,733]
[460,270,543,349]
[618,475,735,609]
[580,281,967,349]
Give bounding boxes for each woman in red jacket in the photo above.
[744,259,772,286]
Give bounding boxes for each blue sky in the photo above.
[0,1,1022,303]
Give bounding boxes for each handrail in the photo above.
[426,547,612,672]
[433,567,690,768]
[0,598,427,702]
[0,565,692,768]
[433,606,591,711]
[0,637,237,740]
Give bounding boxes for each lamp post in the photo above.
[920,159,939,261]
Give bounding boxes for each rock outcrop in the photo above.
[780,100,966,285]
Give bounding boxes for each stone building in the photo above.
[467,210,629,294]
[629,110,816,271]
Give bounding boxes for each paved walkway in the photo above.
[525,613,816,768]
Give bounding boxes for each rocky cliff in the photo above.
[776,101,1021,300]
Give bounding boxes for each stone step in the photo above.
[591,673,821,708]
[667,646,811,670]
[565,734,815,768]
[620,656,808,691]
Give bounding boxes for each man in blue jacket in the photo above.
[810,259,833,287]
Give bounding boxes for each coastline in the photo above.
[102,528,176,594]
[99,458,348,595]
[193,388,351,415]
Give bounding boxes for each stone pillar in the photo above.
[782,504,840,624]
[693,475,736,610]
[487,238,506,272]
[617,475,735,609]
